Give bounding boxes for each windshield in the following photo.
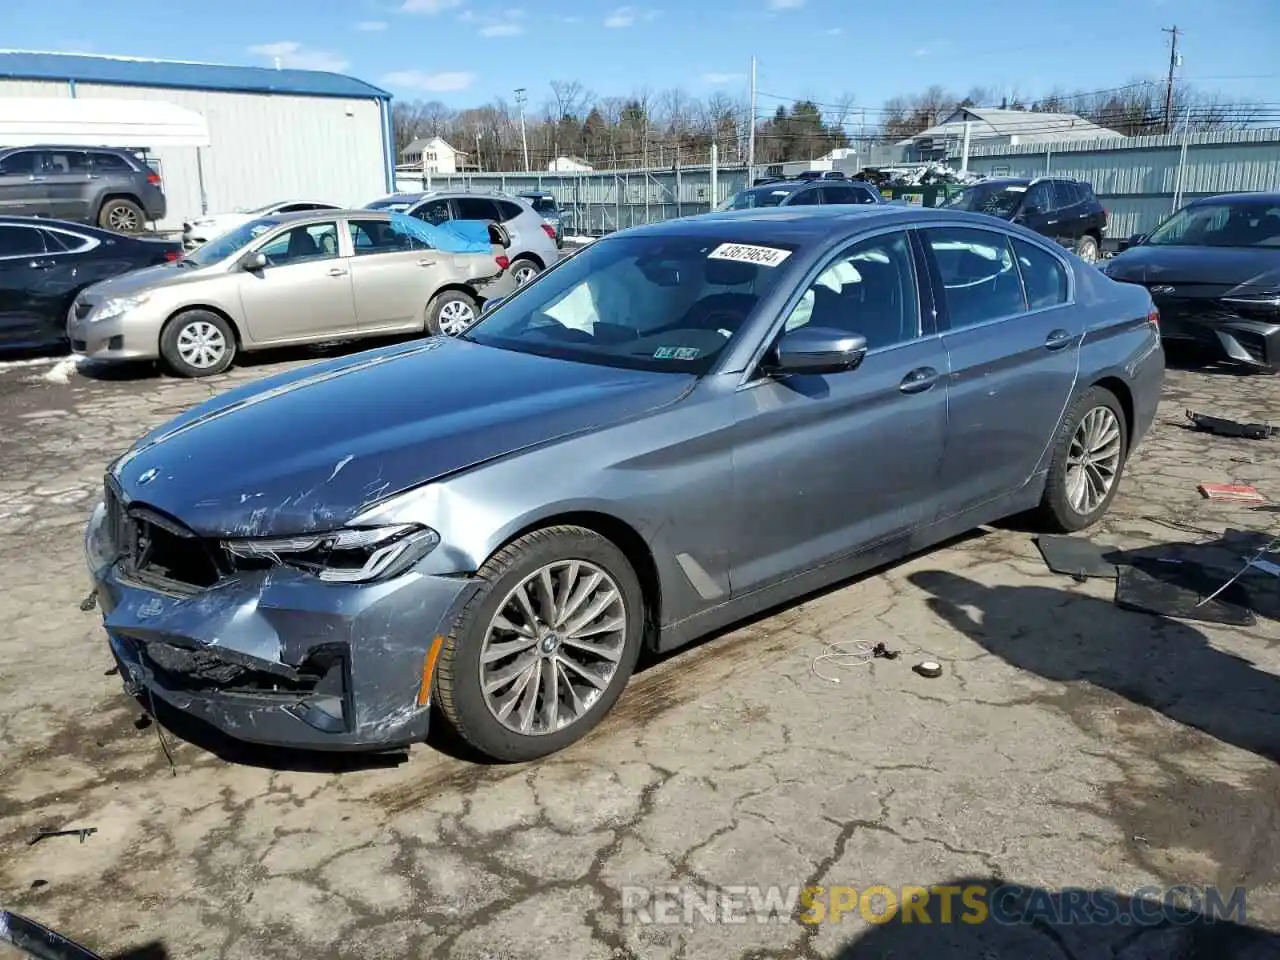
[718,185,800,211]
[942,182,1028,217]
[464,234,798,373]
[184,217,282,266]
[1145,200,1280,248]
[365,197,416,212]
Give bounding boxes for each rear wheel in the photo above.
[426,290,477,337]
[1038,385,1128,532]
[99,198,145,234]
[511,257,541,287]
[1076,235,1100,263]
[159,309,236,378]
[434,526,644,762]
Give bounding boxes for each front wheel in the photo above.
[1038,385,1128,532]
[159,309,237,378]
[433,526,645,762]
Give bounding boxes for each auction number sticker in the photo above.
[654,346,701,360]
[708,243,792,268]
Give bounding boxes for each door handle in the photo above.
[1045,329,1074,350]
[899,366,939,394]
[417,258,438,267]
[327,267,348,277]
[27,176,47,182]
[28,259,55,270]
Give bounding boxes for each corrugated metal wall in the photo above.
[394,165,751,235]
[960,128,1280,238]
[0,78,388,231]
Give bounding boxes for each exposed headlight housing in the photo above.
[93,295,150,323]
[222,523,439,583]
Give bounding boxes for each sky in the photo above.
[5,0,1279,118]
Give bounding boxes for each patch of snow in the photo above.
[0,356,64,374]
[41,355,86,384]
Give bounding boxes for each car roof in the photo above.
[624,205,986,244]
[1186,192,1280,206]
[237,208,397,225]
[0,144,135,154]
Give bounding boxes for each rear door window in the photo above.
[347,218,429,255]
[787,188,821,206]
[454,196,502,221]
[495,200,525,222]
[41,150,92,175]
[922,227,1028,330]
[1012,238,1069,310]
[1024,181,1057,214]
[1052,181,1080,208]
[819,185,860,204]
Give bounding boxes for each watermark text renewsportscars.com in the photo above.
[620,883,1247,927]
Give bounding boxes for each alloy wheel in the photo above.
[513,263,538,286]
[438,300,475,336]
[1065,406,1122,514]
[107,205,139,232]
[176,320,227,369]
[479,560,627,736]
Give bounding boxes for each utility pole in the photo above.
[473,124,483,172]
[1162,25,1181,135]
[747,56,757,183]
[514,87,531,172]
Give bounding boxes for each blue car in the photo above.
[87,205,1163,762]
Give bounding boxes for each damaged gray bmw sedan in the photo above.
[86,206,1164,762]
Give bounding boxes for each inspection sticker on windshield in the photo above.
[708,242,792,268]
[654,346,701,360]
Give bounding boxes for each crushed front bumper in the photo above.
[91,546,478,751]
[1153,299,1280,368]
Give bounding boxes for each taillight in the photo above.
[496,255,510,271]
[147,173,162,186]
[1147,307,1160,332]
[540,223,556,241]
[164,250,182,262]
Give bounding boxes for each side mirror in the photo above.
[1117,233,1146,253]
[764,326,867,376]
[238,251,267,271]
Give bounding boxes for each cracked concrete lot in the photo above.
[1,349,1278,959]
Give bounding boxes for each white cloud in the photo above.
[644,8,662,19]
[247,41,349,72]
[912,46,929,57]
[481,21,524,36]
[768,0,804,7]
[825,26,843,35]
[356,20,387,31]
[399,0,462,13]
[604,7,635,26]
[559,14,581,22]
[381,69,475,91]
[702,72,745,84]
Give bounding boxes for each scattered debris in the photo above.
[1186,410,1273,440]
[28,879,47,890]
[1115,564,1255,626]
[39,355,85,385]
[1198,483,1266,504]
[1036,535,1121,580]
[79,590,97,612]
[810,638,903,683]
[104,665,118,677]
[913,661,943,679]
[28,827,96,846]
[1247,557,1280,577]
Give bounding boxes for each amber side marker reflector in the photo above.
[418,635,446,706]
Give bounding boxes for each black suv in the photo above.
[0,145,167,234]
[942,177,1107,262]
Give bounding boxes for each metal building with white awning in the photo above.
[0,50,394,231]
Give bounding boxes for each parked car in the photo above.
[719,179,884,211]
[794,170,849,181]
[517,191,564,247]
[87,205,1162,762]
[364,190,560,286]
[182,200,342,250]
[67,210,513,377]
[1102,192,1280,369]
[0,145,166,234]
[0,216,181,352]
[942,177,1107,263]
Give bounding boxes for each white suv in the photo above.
[365,191,560,286]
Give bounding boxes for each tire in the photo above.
[434,525,645,762]
[510,257,541,287]
[1037,385,1129,532]
[98,198,146,234]
[1076,235,1100,264]
[426,289,478,337]
[159,309,237,378]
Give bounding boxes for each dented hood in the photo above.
[110,338,693,537]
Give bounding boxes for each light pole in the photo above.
[514,87,530,172]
